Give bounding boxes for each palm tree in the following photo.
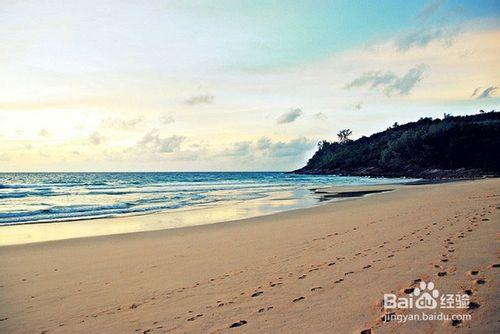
[337,129,352,144]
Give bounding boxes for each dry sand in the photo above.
[0,178,498,333]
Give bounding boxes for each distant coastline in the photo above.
[293,111,500,179]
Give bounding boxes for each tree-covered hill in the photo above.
[294,111,500,179]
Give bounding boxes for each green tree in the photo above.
[337,129,352,144]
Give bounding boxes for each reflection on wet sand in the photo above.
[0,186,394,246]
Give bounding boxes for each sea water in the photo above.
[0,172,413,225]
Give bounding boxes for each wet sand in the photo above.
[0,178,498,333]
[0,186,395,246]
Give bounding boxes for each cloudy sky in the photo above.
[1,0,499,171]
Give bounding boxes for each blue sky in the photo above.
[0,0,499,171]
[170,0,499,68]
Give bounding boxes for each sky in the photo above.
[0,0,499,172]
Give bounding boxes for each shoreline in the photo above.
[1,178,498,333]
[0,172,417,228]
[0,184,399,247]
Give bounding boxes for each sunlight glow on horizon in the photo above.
[0,0,499,171]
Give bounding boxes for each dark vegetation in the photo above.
[294,111,500,179]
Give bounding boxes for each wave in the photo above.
[0,172,415,225]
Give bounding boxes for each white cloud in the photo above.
[159,135,186,153]
[89,131,105,145]
[386,64,426,95]
[473,86,498,99]
[102,116,143,130]
[138,129,185,153]
[162,114,175,124]
[417,0,446,22]
[471,87,482,97]
[219,137,315,159]
[38,129,50,137]
[345,71,396,90]
[345,64,426,96]
[396,0,463,51]
[263,137,315,157]
[395,27,460,51]
[256,137,272,150]
[312,112,327,120]
[183,94,215,106]
[277,108,303,124]
[219,141,252,157]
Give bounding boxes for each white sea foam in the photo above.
[0,172,415,225]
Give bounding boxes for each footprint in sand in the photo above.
[363,265,372,269]
[464,289,473,295]
[311,286,323,291]
[475,278,486,285]
[298,274,307,280]
[468,301,480,310]
[229,320,247,328]
[381,312,395,322]
[334,279,344,284]
[187,314,203,321]
[403,287,415,294]
[344,271,354,276]
[292,296,305,302]
[360,328,372,334]
[437,272,447,277]
[258,306,274,313]
[251,291,263,297]
[469,270,479,276]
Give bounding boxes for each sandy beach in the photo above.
[0,178,498,333]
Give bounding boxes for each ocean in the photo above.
[0,172,413,226]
